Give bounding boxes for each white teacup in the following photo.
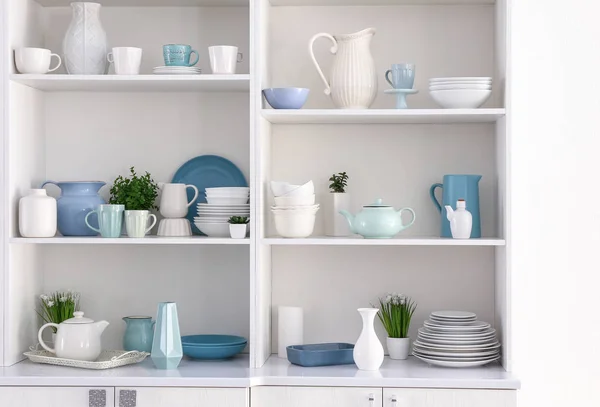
[107,47,143,75]
[209,46,243,74]
[125,210,157,238]
[15,48,61,74]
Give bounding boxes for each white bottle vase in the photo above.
[309,28,378,109]
[19,189,57,238]
[354,308,384,370]
[445,199,473,239]
[63,2,108,75]
[325,193,351,236]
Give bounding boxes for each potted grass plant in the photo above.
[376,293,417,360]
[228,216,249,239]
[37,290,80,342]
[326,172,351,237]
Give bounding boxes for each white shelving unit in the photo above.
[0,0,517,405]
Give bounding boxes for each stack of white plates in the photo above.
[205,187,249,205]
[429,77,492,108]
[412,311,501,368]
[153,66,202,75]
[194,203,250,237]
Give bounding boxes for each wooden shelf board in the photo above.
[261,109,505,124]
[10,236,250,245]
[10,74,250,92]
[263,236,505,246]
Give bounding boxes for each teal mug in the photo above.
[85,204,124,238]
[163,44,199,67]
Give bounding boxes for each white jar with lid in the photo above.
[19,189,57,237]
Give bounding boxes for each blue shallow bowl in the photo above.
[181,335,248,347]
[287,343,355,367]
[263,87,309,109]
[182,342,247,360]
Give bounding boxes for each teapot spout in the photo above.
[445,205,455,221]
[339,210,355,233]
[94,320,110,335]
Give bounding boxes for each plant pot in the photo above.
[229,224,247,239]
[325,193,351,237]
[386,337,410,360]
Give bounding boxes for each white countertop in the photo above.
[0,355,520,389]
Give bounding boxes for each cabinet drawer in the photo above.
[116,387,248,407]
[383,389,516,407]
[0,387,115,407]
[251,386,382,407]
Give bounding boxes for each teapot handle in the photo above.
[397,207,416,230]
[38,323,59,354]
[309,33,338,96]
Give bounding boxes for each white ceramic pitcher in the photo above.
[309,28,378,109]
[159,183,199,219]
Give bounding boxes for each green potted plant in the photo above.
[37,290,80,342]
[228,216,249,239]
[376,293,417,360]
[326,172,351,237]
[110,167,159,238]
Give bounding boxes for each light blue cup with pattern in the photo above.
[385,63,415,89]
[163,44,199,67]
[85,204,124,238]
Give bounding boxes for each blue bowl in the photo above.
[287,343,355,367]
[182,342,247,360]
[263,88,309,109]
[181,334,247,347]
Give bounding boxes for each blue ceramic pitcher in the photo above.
[430,175,482,238]
[41,181,106,236]
[123,316,155,352]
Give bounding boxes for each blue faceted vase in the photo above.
[151,302,182,369]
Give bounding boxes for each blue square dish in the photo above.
[286,343,355,367]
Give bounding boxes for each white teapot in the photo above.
[38,311,109,361]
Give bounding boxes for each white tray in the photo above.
[24,348,149,370]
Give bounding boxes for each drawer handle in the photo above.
[369,393,375,407]
[391,395,397,407]
[120,389,137,407]
[89,390,106,407]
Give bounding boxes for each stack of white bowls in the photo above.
[429,77,492,108]
[270,181,318,238]
[194,187,250,237]
[205,187,249,205]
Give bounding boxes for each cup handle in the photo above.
[145,214,157,233]
[186,185,199,207]
[38,323,59,353]
[188,50,199,67]
[398,207,416,229]
[107,52,114,64]
[48,54,62,73]
[237,52,243,63]
[385,70,394,88]
[429,183,443,213]
[84,210,101,233]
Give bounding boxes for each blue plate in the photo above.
[172,155,247,235]
[181,334,248,347]
[182,342,246,360]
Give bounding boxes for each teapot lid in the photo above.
[63,311,94,324]
[364,198,390,208]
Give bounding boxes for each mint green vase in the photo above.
[151,302,182,369]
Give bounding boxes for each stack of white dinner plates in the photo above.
[153,66,202,75]
[194,203,250,237]
[412,311,501,368]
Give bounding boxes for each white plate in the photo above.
[416,336,498,346]
[430,311,477,319]
[423,321,490,331]
[430,77,492,82]
[198,204,250,207]
[413,349,499,361]
[429,80,492,85]
[415,340,500,351]
[430,84,492,91]
[418,327,496,338]
[413,354,499,368]
[429,316,477,324]
[425,319,476,326]
[413,347,500,358]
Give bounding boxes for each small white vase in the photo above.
[19,189,57,238]
[353,308,384,370]
[278,306,303,358]
[386,337,410,360]
[63,2,108,75]
[325,193,351,236]
[229,224,247,239]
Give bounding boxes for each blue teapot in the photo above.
[339,199,416,239]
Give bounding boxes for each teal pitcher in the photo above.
[430,175,481,238]
[123,316,155,352]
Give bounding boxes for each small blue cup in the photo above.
[163,44,199,67]
[85,204,124,238]
[385,63,415,89]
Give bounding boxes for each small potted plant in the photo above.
[37,290,80,342]
[376,293,417,360]
[228,216,249,239]
[110,167,159,238]
[326,172,351,236]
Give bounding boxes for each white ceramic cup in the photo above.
[159,183,199,218]
[15,48,61,74]
[107,47,143,75]
[209,46,243,74]
[125,210,157,238]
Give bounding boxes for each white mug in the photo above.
[159,183,199,218]
[125,210,157,238]
[209,46,243,74]
[15,48,61,74]
[107,47,143,75]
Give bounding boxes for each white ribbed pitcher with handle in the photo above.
[309,28,377,109]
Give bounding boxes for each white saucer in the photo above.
[431,311,477,320]
[413,353,499,367]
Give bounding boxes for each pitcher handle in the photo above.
[41,180,59,189]
[38,323,59,353]
[309,33,338,96]
[385,70,394,88]
[398,207,416,230]
[186,185,199,208]
[429,183,443,213]
[145,214,157,233]
[84,210,101,233]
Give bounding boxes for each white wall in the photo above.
[511,0,600,405]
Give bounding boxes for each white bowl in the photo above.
[430,80,491,86]
[430,77,492,82]
[278,181,315,197]
[157,218,192,237]
[273,211,316,238]
[430,84,491,91]
[194,222,231,237]
[270,180,314,197]
[274,194,316,207]
[206,187,249,193]
[271,204,319,213]
[430,89,492,109]
[206,197,249,205]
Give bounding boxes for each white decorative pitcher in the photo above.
[63,2,108,75]
[353,308,384,370]
[309,28,377,109]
